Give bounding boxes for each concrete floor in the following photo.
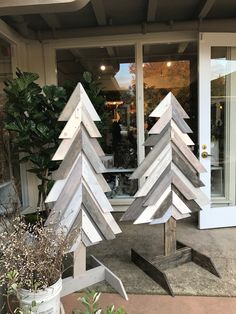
[84,213,236,297]
[61,214,236,313]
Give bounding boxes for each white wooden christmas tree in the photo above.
[45,83,127,299]
[121,92,220,296]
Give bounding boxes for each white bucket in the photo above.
[20,278,62,314]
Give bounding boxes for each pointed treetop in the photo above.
[59,83,100,122]
[150,92,189,119]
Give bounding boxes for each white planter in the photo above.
[20,278,62,314]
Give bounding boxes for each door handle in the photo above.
[201,151,212,158]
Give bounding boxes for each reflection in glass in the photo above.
[56,46,138,198]
[142,42,198,155]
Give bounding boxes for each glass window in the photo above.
[211,47,236,202]
[142,42,198,155]
[56,45,138,198]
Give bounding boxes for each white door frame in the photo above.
[199,32,236,229]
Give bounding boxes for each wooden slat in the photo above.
[82,185,117,240]
[46,155,83,224]
[149,207,172,225]
[91,138,105,156]
[131,129,171,179]
[45,178,66,203]
[148,106,172,134]
[82,127,106,173]
[82,106,101,138]
[172,185,200,213]
[73,242,86,278]
[171,129,206,173]
[59,83,100,122]
[134,186,171,224]
[172,144,205,188]
[82,209,103,244]
[172,206,190,220]
[172,106,192,133]
[143,165,171,206]
[120,197,146,221]
[135,149,172,197]
[164,217,176,256]
[151,192,172,219]
[171,120,194,146]
[171,163,209,207]
[144,124,170,147]
[150,92,189,119]
[172,172,196,200]
[131,249,174,296]
[59,101,82,139]
[82,156,113,213]
[172,191,191,214]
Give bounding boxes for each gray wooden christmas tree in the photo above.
[45,83,127,299]
[121,92,220,296]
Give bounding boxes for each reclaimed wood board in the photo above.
[164,217,176,256]
[148,106,172,134]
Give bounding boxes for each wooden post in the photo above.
[164,217,176,256]
[73,242,86,278]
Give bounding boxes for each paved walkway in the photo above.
[62,293,236,314]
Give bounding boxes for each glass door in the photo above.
[199,33,236,229]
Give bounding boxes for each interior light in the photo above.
[100,64,106,71]
[167,61,172,67]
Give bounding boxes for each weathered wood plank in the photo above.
[148,106,172,134]
[150,92,189,119]
[120,197,146,221]
[172,185,201,213]
[164,217,176,256]
[82,185,117,240]
[73,242,86,278]
[152,247,192,270]
[172,106,192,133]
[171,129,206,173]
[172,144,205,188]
[171,120,194,146]
[82,106,101,138]
[82,209,103,244]
[149,207,172,225]
[143,165,171,206]
[172,191,191,214]
[45,178,66,203]
[131,249,174,296]
[191,248,221,278]
[134,186,171,224]
[172,172,196,200]
[172,206,190,220]
[171,163,209,207]
[91,138,105,156]
[131,129,171,179]
[144,124,171,147]
[151,192,172,219]
[59,83,100,122]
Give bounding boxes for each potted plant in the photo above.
[0,215,69,313]
[4,69,67,213]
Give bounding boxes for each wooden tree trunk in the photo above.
[164,217,176,256]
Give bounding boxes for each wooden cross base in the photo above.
[61,255,128,300]
[131,241,220,297]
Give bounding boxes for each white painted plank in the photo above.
[135,147,172,197]
[148,106,172,134]
[82,156,113,212]
[82,106,101,138]
[134,187,171,224]
[149,207,172,225]
[171,163,209,207]
[172,191,191,214]
[82,209,103,244]
[59,101,82,139]
[172,206,190,220]
[171,120,194,146]
[45,178,66,203]
[91,138,105,156]
[59,83,100,122]
[150,92,189,119]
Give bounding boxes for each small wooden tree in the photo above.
[45,83,127,299]
[121,92,220,296]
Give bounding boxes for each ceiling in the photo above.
[0,0,236,40]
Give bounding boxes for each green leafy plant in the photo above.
[72,290,127,314]
[4,69,67,212]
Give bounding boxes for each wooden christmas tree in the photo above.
[45,83,127,300]
[121,92,220,296]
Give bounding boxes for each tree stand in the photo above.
[61,243,128,300]
[131,218,220,296]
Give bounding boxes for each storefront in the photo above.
[0,1,236,229]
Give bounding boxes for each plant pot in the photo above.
[19,278,62,314]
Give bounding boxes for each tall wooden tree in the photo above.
[45,83,127,300]
[121,92,220,296]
